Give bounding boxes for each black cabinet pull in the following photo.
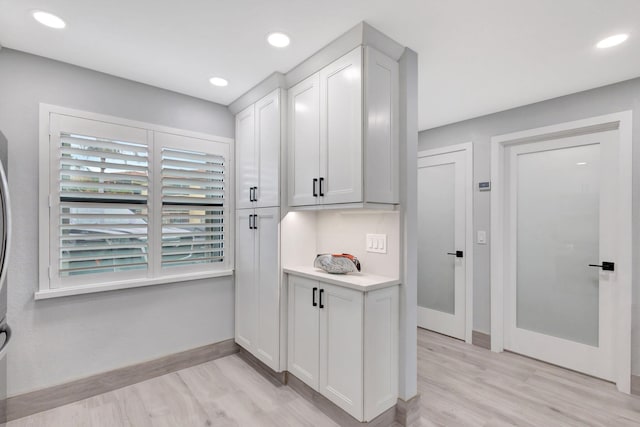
[312,287,318,307]
[253,214,258,230]
[249,187,254,202]
[253,186,258,202]
[313,178,318,197]
[319,289,325,308]
[447,251,464,258]
[249,214,254,229]
[589,261,614,271]
[319,177,325,197]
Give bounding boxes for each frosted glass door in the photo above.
[417,149,467,340]
[504,130,618,382]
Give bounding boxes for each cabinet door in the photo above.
[255,90,281,208]
[287,275,320,389]
[319,47,363,205]
[288,73,320,207]
[236,105,256,209]
[364,46,399,204]
[319,283,364,420]
[254,207,280,370]
[235,210,256,350]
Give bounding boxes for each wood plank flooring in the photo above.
[9,328,640,426]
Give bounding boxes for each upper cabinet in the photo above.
[236,89,281,209]
[287,46,399,208]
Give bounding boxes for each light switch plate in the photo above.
[366,234,387,254]
[477,230,487,245]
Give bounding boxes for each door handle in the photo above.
[312,287,318,307]
[447,251,464,258]
[589,261,614,271]
[0,322,12,361]
[313,178,318,197]
[319,177,325,197]
[319,289,325,308]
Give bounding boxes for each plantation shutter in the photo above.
[159,137,227,269]
[58,130,149,278]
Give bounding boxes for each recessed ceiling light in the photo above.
[596,34,629,49]
[267,32,291,48]
[32,10,66,29]
[209,77,228,87]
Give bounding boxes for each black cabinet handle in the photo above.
[589,261,614,271]
[319,289,325,308]
[312,287,318,307]
[319,177,325,197]
[253,187,258,202]
[249,214,253,229]
[313,178,318,197]
[253,214,258,230]
[447,251,464,258]
[249,187,254,202]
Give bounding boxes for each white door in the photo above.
[236,105,256,209]
[504,130,617,381]
[319,283,363,420]
[235,209,255,350]
[288,74,320,207]
[255,90,280,208]
[287,275,320,388]
[254,207,280,370]
[417,149,468,340]
[319,47,363,205]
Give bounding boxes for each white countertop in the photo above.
[283,266,400,292]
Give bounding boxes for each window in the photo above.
[39,107,232,298]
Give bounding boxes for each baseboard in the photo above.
[286,372,397,426]
[395,394,421,426]
[236,347,287,386]
[472,330,491,350]
[631,375,640,396]
[7,338,239,422]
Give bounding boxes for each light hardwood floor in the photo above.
[9,328,640,426]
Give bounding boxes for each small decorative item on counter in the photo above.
[314,253,361,274]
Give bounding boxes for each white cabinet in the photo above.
[236,89,280,209]
[287,273,399,422]
[235,207,280,370]
[287,46,399,208]
[288,74,320,207]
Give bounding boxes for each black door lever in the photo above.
[447,251,464,258]
[589,261,614,271]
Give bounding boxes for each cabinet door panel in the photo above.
[256,90,280,208]
[319,283,364,420]
[235,210,256,350]
[288,74,320,207]
[364,46,399,204]
[319,47,363,205]
[288,275,320,388]
[236,106,256,209]
[254,207,280,369]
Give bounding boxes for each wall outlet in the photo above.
[366,234,387,254]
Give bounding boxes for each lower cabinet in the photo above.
[287,274,399,422]
[235,207,280,371]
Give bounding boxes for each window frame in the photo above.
[37,104,234,300]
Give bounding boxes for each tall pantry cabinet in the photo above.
[234,89,282,371]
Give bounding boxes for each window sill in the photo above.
[34,270,234,300]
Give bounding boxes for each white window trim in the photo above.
[37,103,235,300]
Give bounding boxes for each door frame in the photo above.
[490,111,633,393]
[417,142,474,344]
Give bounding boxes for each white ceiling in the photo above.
[1,0,639,130]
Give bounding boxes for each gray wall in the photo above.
[0,48,235,396]
[419,76,640,374]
